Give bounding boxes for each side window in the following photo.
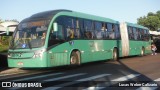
[84,20,92,30]
[128,26,134,40]
[104,23,109,39]
[107,23,112,32]
[115,24,120,39]
[50,16,65,40]
[107,23,115,39]
[48,17,65,47]
[133,28,137,40]
[62,17,78,40]
[84,20,94,39]
[78,18,84,39]
[136,28,141,40]
[95,22,103,39]
[144,29,149,41]
[102,23,107,39]
[66,18,75,39]
[74,19,81,39]
[140,29,145,40]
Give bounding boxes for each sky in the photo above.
[1,0,160,23]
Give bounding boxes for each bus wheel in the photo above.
[70,51,80,65]
[113,48,118,61]
[141,47,145,56]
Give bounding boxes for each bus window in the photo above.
[140,29,145,40]
[104,23,109,39]
[133,27,137,40]
[73,19,81,39]
[144,29,149,41]
[77,18,84,39]
[108,24,115,39]
[115,24,120,39]
[107,23,112,32]
[95,22,103,39]
[61,17,77,39]
[48,24,65,47]
[137,29,141,40]
[101,23,107,38]
[84,20,94,39]
[137,28,141,40]
[84,20,92,30]
[128,26,134,40]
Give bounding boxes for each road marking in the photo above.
[136,78,160,90]
[0,70,55,80]
[112,74,140,81]
[8,73,85,90]
[83,74,140,90]
[84,86,105,90]
[42,74,111,90]
[14,72,63,81]
[154,78,160,81]
[44,73,86,81]
[136,87,158,90]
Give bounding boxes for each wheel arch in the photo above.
[69,49,81,64]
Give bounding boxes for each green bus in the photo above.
[7,10,151,68]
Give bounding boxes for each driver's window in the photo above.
[48,21,65,47]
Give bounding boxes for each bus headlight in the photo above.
[32,49,45,58]
[33,53,43,58]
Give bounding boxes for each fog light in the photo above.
[17,62,23,66]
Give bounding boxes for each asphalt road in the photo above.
[0,53,160,90]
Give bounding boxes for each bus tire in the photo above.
[113,48,118,61]
[70,51,80,65]
[140,47,145,56]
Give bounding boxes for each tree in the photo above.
[137,10,160,31]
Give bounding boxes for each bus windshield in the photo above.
[9,19,50,49]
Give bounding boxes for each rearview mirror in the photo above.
[6,25,18,35]
[53,22,58,32]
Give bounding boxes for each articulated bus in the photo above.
[7,10,151,68]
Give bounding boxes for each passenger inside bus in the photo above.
[67,26,74,39]
[101,23,107,38]
[85,31,92,39]
[109,24,115,39]
[41,32,46,39]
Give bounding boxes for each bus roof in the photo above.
[126,22,148,30]
[55,10,119,24]
[21,9,72,23]
[21,9,119,24]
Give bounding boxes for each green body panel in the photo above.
[47,40,122,67]
[8,52,47,67]
[128,41,151,55]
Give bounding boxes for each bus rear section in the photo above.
[120,22,151,57]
